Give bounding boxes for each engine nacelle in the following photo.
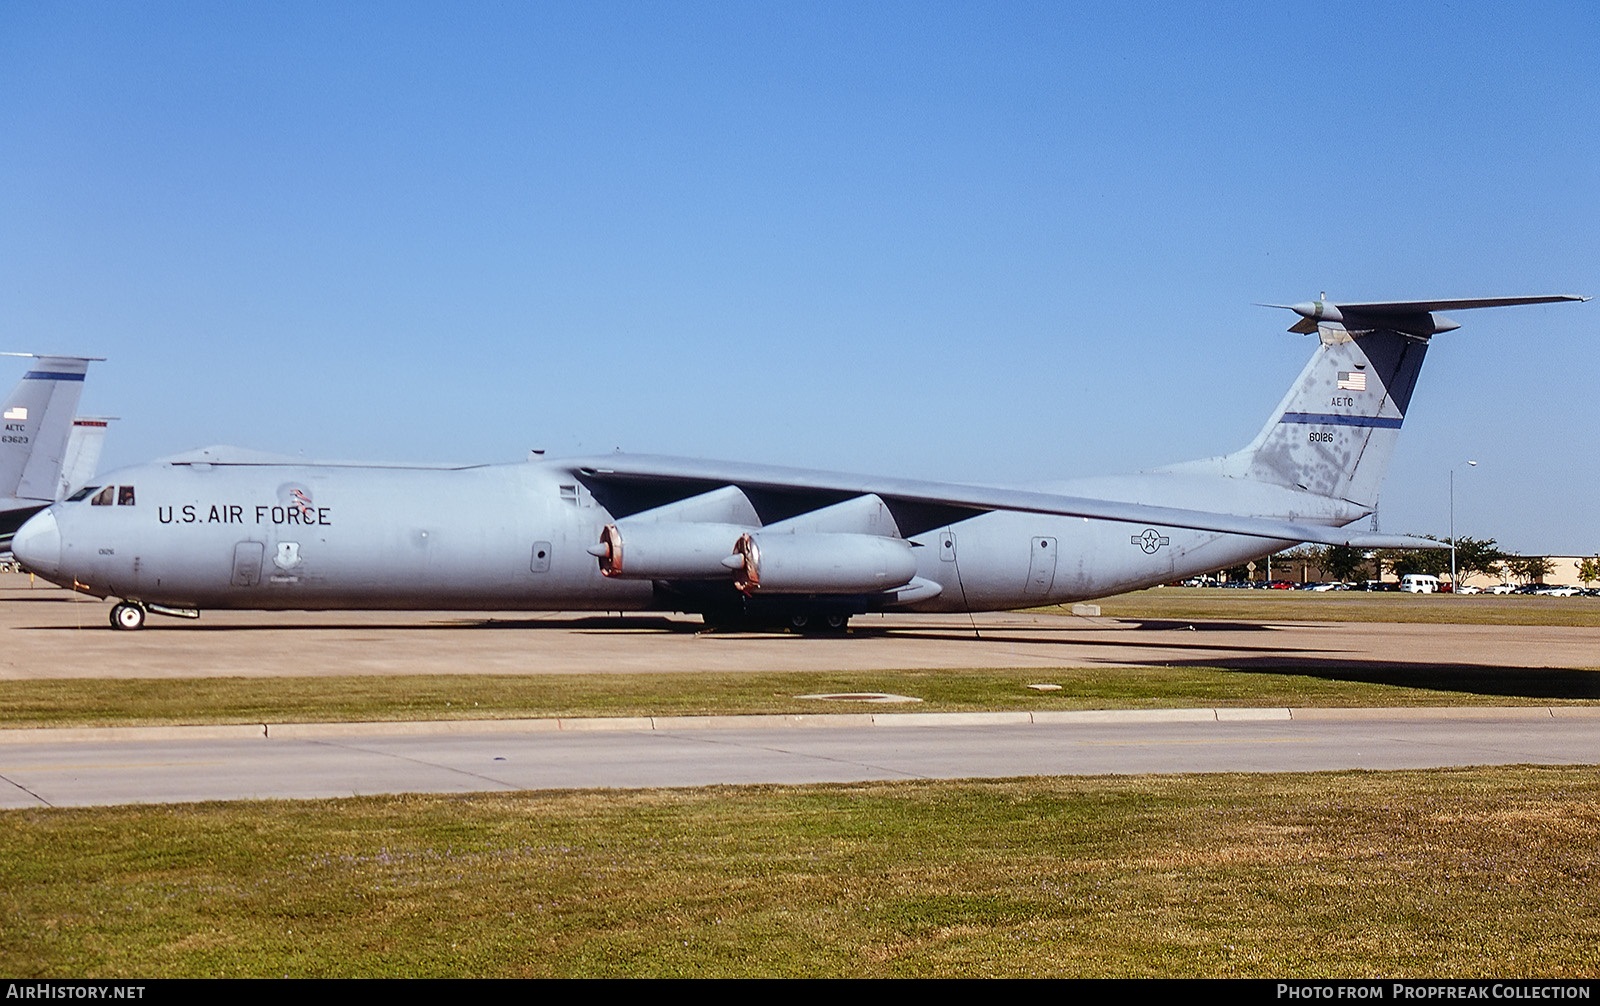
[590,522,748,579]
[729,532,917,595]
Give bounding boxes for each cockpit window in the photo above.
[68,486,99,502]
[118,485,136,506]
[90,486,115,506]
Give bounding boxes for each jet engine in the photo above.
[725,532,917,595]
[589,522,748,579]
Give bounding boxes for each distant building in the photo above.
[1210,551,1598,587]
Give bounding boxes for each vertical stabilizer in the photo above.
[1166,296,1585,509]
[59,417,115,500]
[0,355,100,502]
[1234,324,1426,506]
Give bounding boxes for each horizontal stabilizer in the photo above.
[1302,295,1588,314]
[1265,294,1587,335]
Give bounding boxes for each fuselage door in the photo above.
[1024,536,1058,596]
[231,541,264,587]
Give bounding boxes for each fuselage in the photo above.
[11,455,1346,616]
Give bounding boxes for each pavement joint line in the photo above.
[0,705,1597,744]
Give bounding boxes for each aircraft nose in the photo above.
[11,509,61,578]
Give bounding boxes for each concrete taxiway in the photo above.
[3,708,1599,808]
[4,574,1600,680]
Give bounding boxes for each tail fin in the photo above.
[0,354,102,502]
[59,417,115,500]
[1171,296,1585,508]
[1234,321,1426,506]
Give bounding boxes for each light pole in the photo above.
[1450,460,1478,592]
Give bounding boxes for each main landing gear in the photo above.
[110,601,146,631]
[703,610,851,635]
[785,611,851,635]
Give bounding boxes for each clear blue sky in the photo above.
[2,2,1594,554]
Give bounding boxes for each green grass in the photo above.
[3,767,1597,977]
[2,663,1597,730]
[1073,587,1600,625]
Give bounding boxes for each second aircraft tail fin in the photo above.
[0,354,102,502]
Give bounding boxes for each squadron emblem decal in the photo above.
[1131,528,1170,554]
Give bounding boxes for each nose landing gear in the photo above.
[107,600,199,630]
[110,601,147,631]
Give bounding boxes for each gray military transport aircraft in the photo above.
[1,354,106,552]
[9,295,1586,631]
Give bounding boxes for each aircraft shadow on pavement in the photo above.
[1130,654,1600,701]
[853,620,1600,700]
[872,626,1600,700]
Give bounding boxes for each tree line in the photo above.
[1220,539,1600,586]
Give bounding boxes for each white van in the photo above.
[1401,574,1441,594]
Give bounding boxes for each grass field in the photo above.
[1,662,1598,730]
[3,767,1596,977]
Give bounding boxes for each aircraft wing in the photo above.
[562,454,1443,550]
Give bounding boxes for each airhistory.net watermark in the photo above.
[4,986,145,1000]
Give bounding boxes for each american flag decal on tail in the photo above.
[1337,371,1367,392]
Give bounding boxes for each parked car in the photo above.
[1454,584,1483,595]
[1401,574,1442,594]
[1537,585,1581,597]
[1489,583,1517,594]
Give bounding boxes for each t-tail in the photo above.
[1171,296,1586,510]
